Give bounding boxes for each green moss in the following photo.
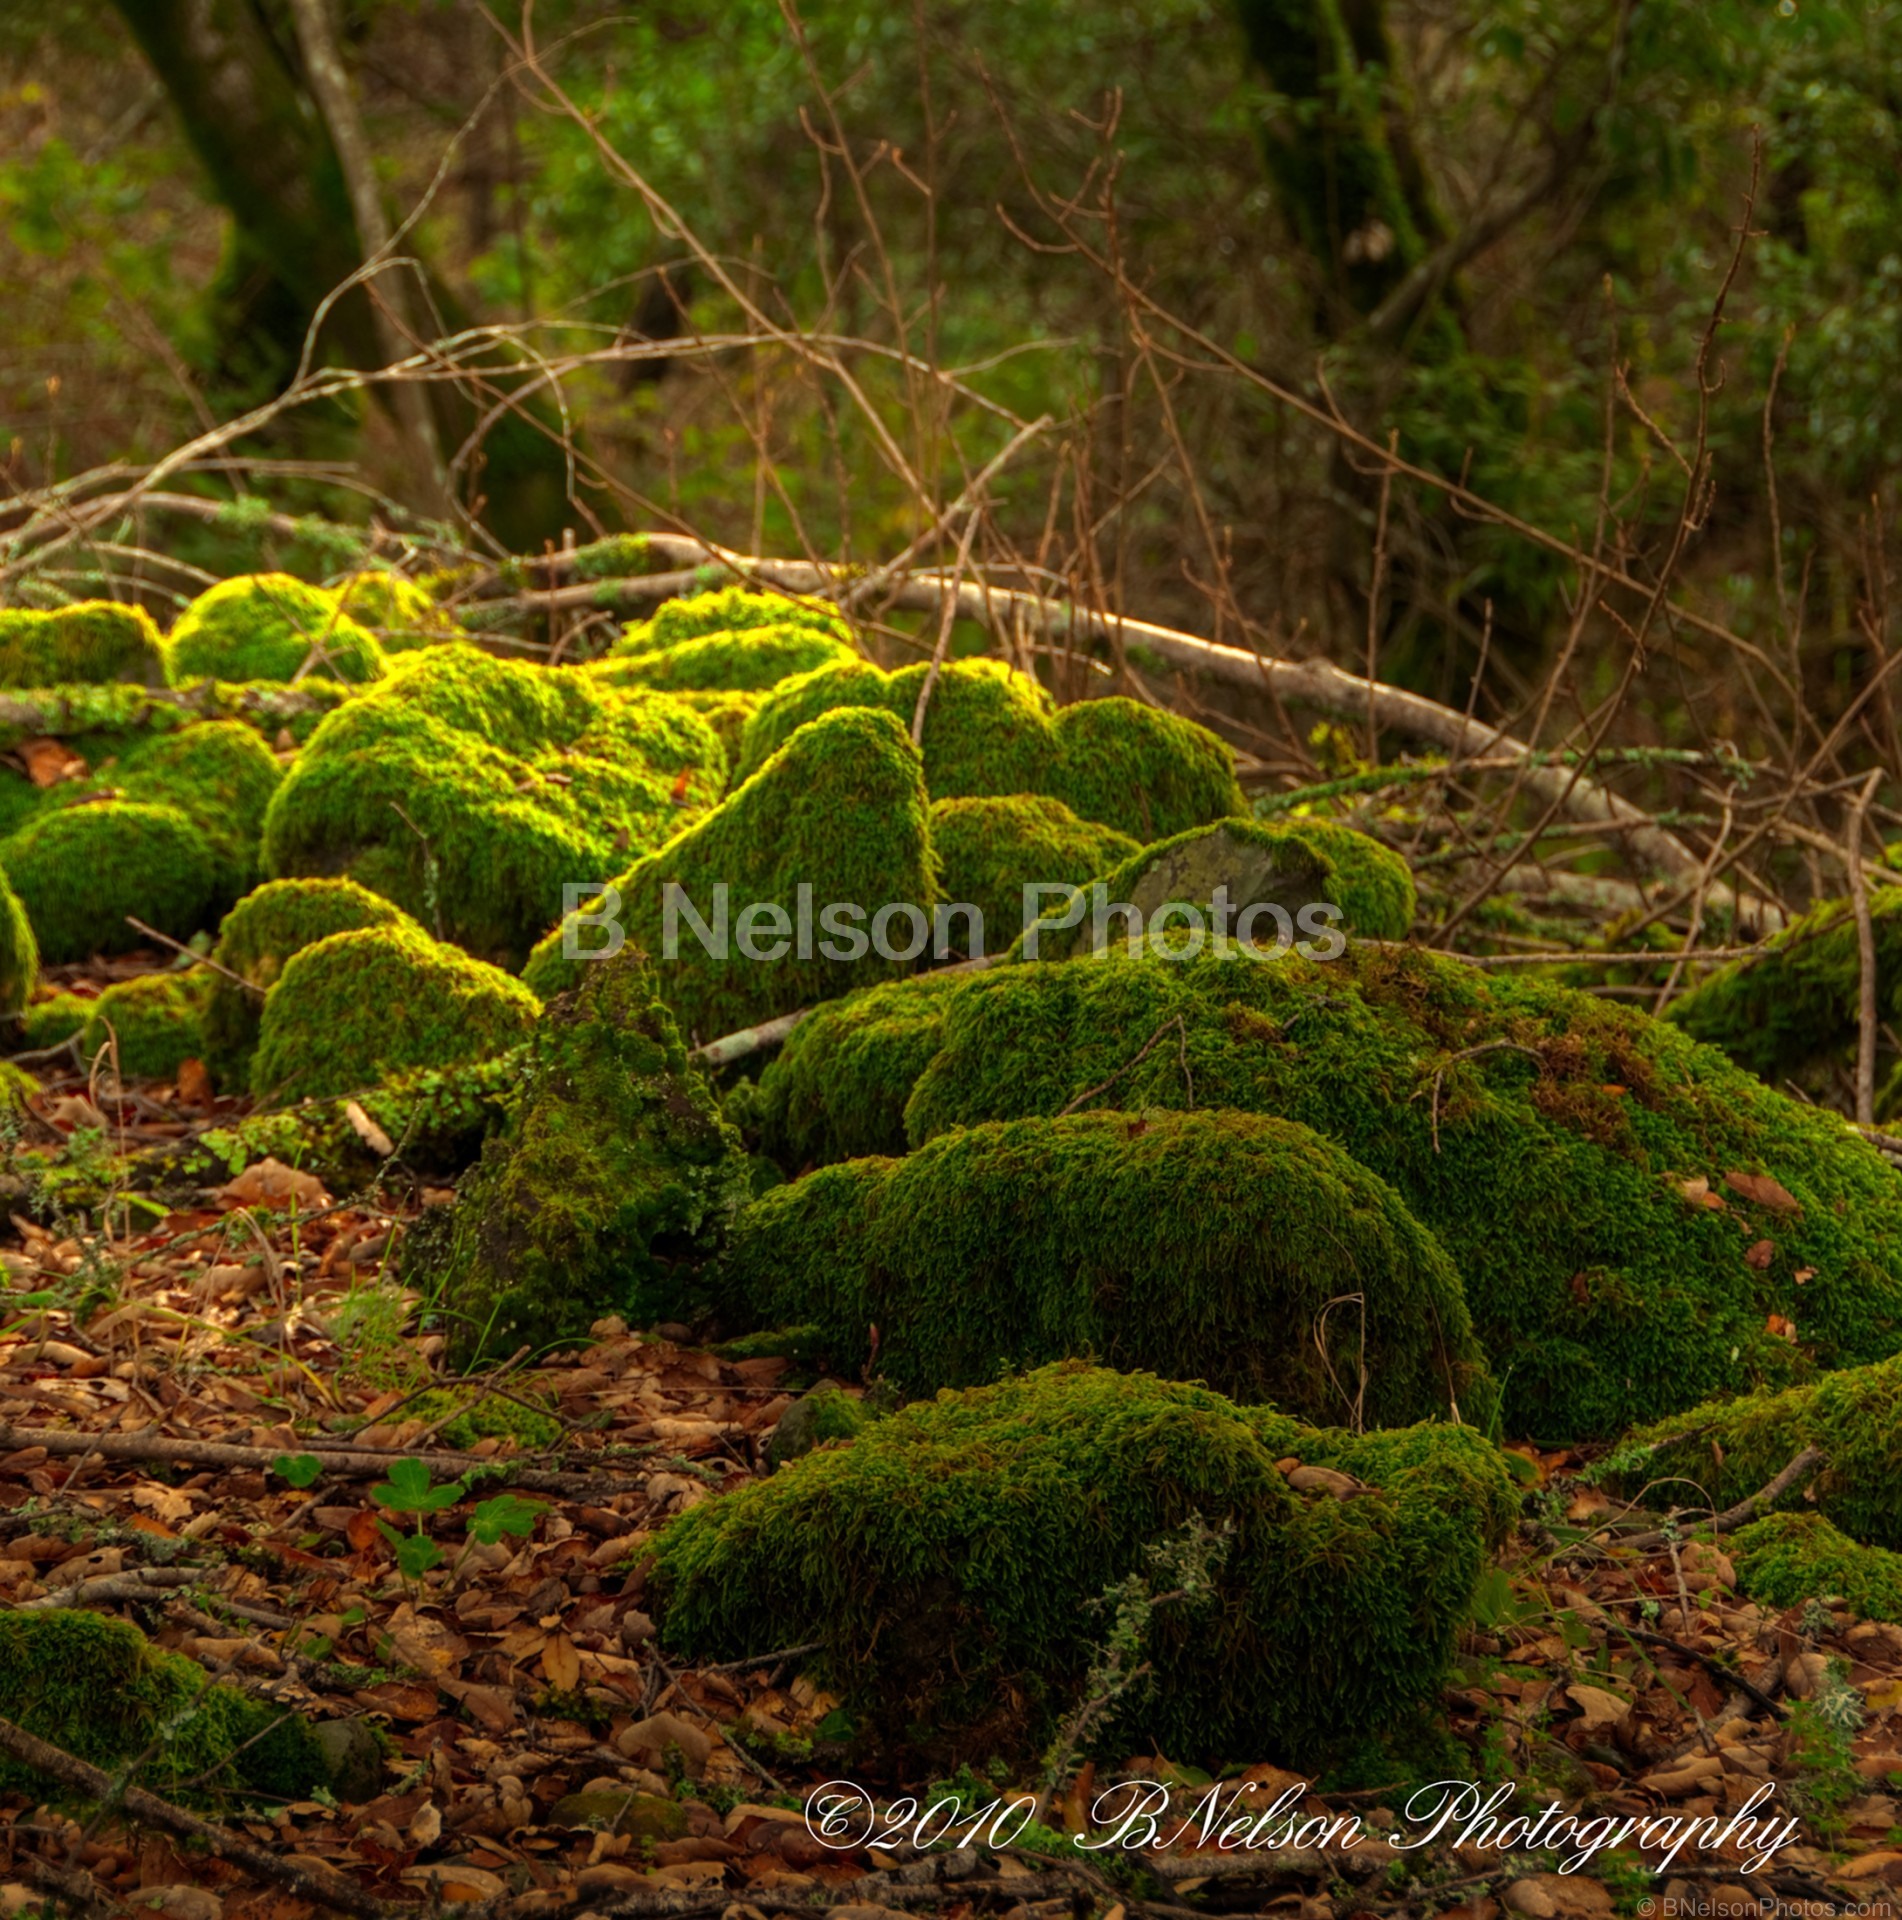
[0,1608,330,1802]
[1730,1512,1902,1620]
[0,1059,35,1116]
[766,943,1902,1439]
[599,626,858,695]
[204,877,419,1082]
[251,922,540,1104]
[651,1361,1515,1764]
[1618,1357,1902,1549]
[0,859,36,1016]
[1014,816,1415,962]
[112,720,283,899]
[2,801,220,962]
[1046,697,1249,842]
[263,644,726,967]
[1665,889,1902,1083]
[751,968,977,1166]
[929,795,1139,951]
[166,573,386,685]
[619,586,851,653]
[333,570,463,651]
[525,708,939,1042]
[718,1110,1493,1427]
[401,1386,562,1451]
[0,601,168,688]
[80,970,211,1081]
[411,949,749,1364]
[669,688,762,765]
[568,533,650,581]
[20,989,93,1052]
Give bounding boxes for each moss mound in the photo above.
[81,970,210,1081]
[167,573,385,685]
[333,570,463,651]
[604,590,856,695]
[766,942,1902,1439]
[0,1608,331,1802]
[400,1387,562,1450]
[525,707,938,1041]
[263,644,725,967]
[0,601,168,688]
[1046,697,1249,843]
[1617,1356,1902,1549]
[20,990,89,1052]
[251,922,540,1103]
[651,1362,1515,1764]
[1015,816,1415,961]
[113,719,283,899]
[930,795,1139,952]
[2,801,220,962]
[0,1059,35,1116]
[672,688,762,764]
[0,860,37,1017]
[413,949,750,1364]
[718,1110,1493,1426]
[1730,1512,1902,1621]
[619,586,852,653]
[205,878,419,1082]
[750,968,976,1166]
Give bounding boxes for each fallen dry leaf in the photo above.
[1724,1169,1801,1214]
[343,1099,394,1157]
[15,736,87,788]
[216,1157,331,1211]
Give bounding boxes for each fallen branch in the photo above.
[0,681,340,739]
[0,1711,394,1920]
[1620,1627,1787,1723]
[1619,1446,1827,1552]
[19,1565,200,1611]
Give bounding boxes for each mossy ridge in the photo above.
[929,794,1140,951]
[651,1361,1515,1765]
[0,1608,330,1802]
[411,949,750,1366]
[716,1109,1493,1428]
[1617,1356,1902,1549]
[251,922,540,1105]
[81,970,211,1081]
[616,586,852,655]
[1665,889,1902,1085]
[262,644,726,968]
[204,877,419,1083]
[880,942,1902,1439]
[3,801,220,963]
[668,688,762,766]
[750,968,976,1166]
[524,707,939,1042]
[1012,816,1415,963]
[1730,1512,1902,1621]
[167,573,385,686]
[0,600,168,689]
[0,860,36,1016]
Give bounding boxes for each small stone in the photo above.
[547,1790,689,1842]
[312,1717,384,1802]
[615,1708,716,1775]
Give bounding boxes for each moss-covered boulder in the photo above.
[112,719,283,899]
[80,970,210,1081]
[620,586,852,653]
[167,573,385,685]
[0,1059,36,1116]
[1045,697,1249,843]
[2,801,221,962]
[0,601,168,688]
[263,644,726,967]
[930,795,1139,952]
[1616,1356,1902,1549]
[1015,816,1415,961]
[0,860,36,1016]
[718,1110,1493,1426]
[334,570,463,651]
[413,949,750,1364]
[672,687,762,765]
[652,1362,1515,1763]
[0,1609,333,1801]
[204,877,419,1082]
[20,989,91,1053]
[765,943,1902,1438]
[251,922,540,1103]
[1730,1512,1902,1621]
[525,707,939,1041]
[603,590,857,694]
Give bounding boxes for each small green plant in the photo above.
[1788,1668,1866,1848]
[365,1457,544,1586]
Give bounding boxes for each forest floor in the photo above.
[6,967,1902,1920]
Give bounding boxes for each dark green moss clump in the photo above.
[525,707,939,1041]
[0,601,168,688]
[0,1059,35,1116]
[167,573,385,685]
[1730,1512,1902,1622]
[1046,697,1249,843]
[929,795,1139,951]
[411,949,750,1364]
[651,1362,1515,1764]
[80,970,211,1081]
[400,1386,562,1450]
[251,922,540,1103]
[1617,1356,1902,1549]
[263,644,726,967]
[0,1608,331,1802]
[718,1110,1493,1427]
[205,878,419,1083]
[764,943,1902,1439]
[113,719,284,899]
[2,801,220,962]
[0,860,36,1016]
